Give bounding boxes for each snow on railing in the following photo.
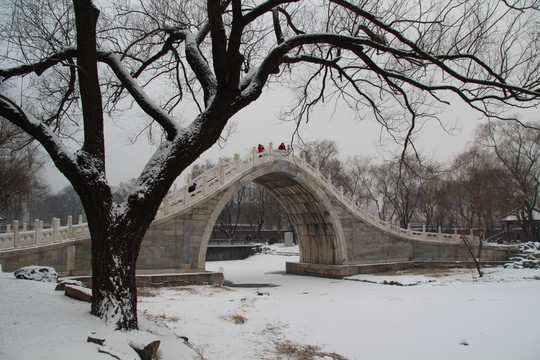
[0,142,468,250]
[0,215,89,250]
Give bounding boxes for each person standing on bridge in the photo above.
[278,142,286,151]
[258,144,265,157]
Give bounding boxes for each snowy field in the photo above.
[1,244,540,360]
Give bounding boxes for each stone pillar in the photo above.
[67,216,73,238]
[219,158,225,185]
[164,196,170,215]
[34,219,40,245]
[78,215,83,224]
[203,173,208,195]
[284,232,294,247]
[13,220,19,248]
[234,153,240,172]
[52,218,60,242]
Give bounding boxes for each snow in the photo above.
[2,244,540,360]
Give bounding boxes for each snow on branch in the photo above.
[97,51,181,140]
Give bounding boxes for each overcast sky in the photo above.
[44,86,535,193]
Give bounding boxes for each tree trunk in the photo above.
[90,224,143,330]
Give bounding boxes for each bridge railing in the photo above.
[0,215,90,250]
[1,142,471,250]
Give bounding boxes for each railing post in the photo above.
[78,215,83,224]
[252,146,257,164]
[22,222,27,231]
[422,225,426,239]
[203,173,208,195]
[52,218,59,242]
[163,196,170,215]
[327,173,332,185]
[234,153,240,172]
[184,185,189,206]
[67,216,73,238]
[454,228,458,241]
[438,226,443,240]
[301,152,306,167]
[34,219,40,245]
[13,220,19,248]
[407,223,412,236]
[268,142,273,157]
[6,224,10,234]
[173,183,178,199]
[219,157,225,185]
[315,162,320,178]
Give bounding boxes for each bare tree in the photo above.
[298,139,349,188]
[446,146,513,237]
[343,155,373,206]
[370,155,438,228]
[476,120,540,241]
[0,0,538,330]
[30,185,86,225]
[0,116,49,221]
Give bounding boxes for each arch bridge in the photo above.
[0,144,514,278]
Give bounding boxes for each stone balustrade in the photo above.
[0,142,473,251]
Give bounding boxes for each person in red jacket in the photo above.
[257,144,265,153]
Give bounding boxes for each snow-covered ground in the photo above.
[2,244,540,360]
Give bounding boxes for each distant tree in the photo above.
[0,116,49,222]
[417,174,451,232]
[298,139,348,188]
[342,155,374,207]
[370,155,439,228]
[476,120,540,241]
[1,0,538,330]
[112,179,138,203]
[216,185,247,240]
[445,147,513,238]
[30,185,86,225]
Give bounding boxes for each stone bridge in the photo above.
[0,144,514,278]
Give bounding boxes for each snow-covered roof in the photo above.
[500,208,540,223]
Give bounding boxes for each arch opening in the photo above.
[198,161,347,270]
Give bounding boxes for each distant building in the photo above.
[499,208,540,241]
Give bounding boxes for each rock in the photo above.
[127,331,161,360]
[13,266,58,282]
[55,279,85,291]
[65,284,92,302]
[87,335,106,345]
[130,340,160,360]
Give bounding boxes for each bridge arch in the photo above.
[0,146,514,277]
[198,159,347,269]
